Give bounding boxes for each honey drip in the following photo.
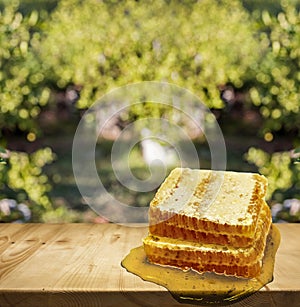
[121,225,280,306]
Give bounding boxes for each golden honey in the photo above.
[121,225,280,305]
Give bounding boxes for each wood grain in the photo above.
[0,223,299,307]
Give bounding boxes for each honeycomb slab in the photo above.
[144,168,272,278]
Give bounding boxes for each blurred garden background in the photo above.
[0,0,299,223]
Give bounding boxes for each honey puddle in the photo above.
[121,225,280,306]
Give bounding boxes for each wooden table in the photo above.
[0,223,299,307]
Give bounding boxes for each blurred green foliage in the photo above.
[0,0,58,13]
[249,1,300,136]
[246,147,300,201]
[0,1,51,138]
[0,148,53,221]
[0,147,81,222]
[246,146,300,222]
[0,2,56,222]
[40,0,260,110]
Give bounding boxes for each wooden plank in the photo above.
[0,223,299,307]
